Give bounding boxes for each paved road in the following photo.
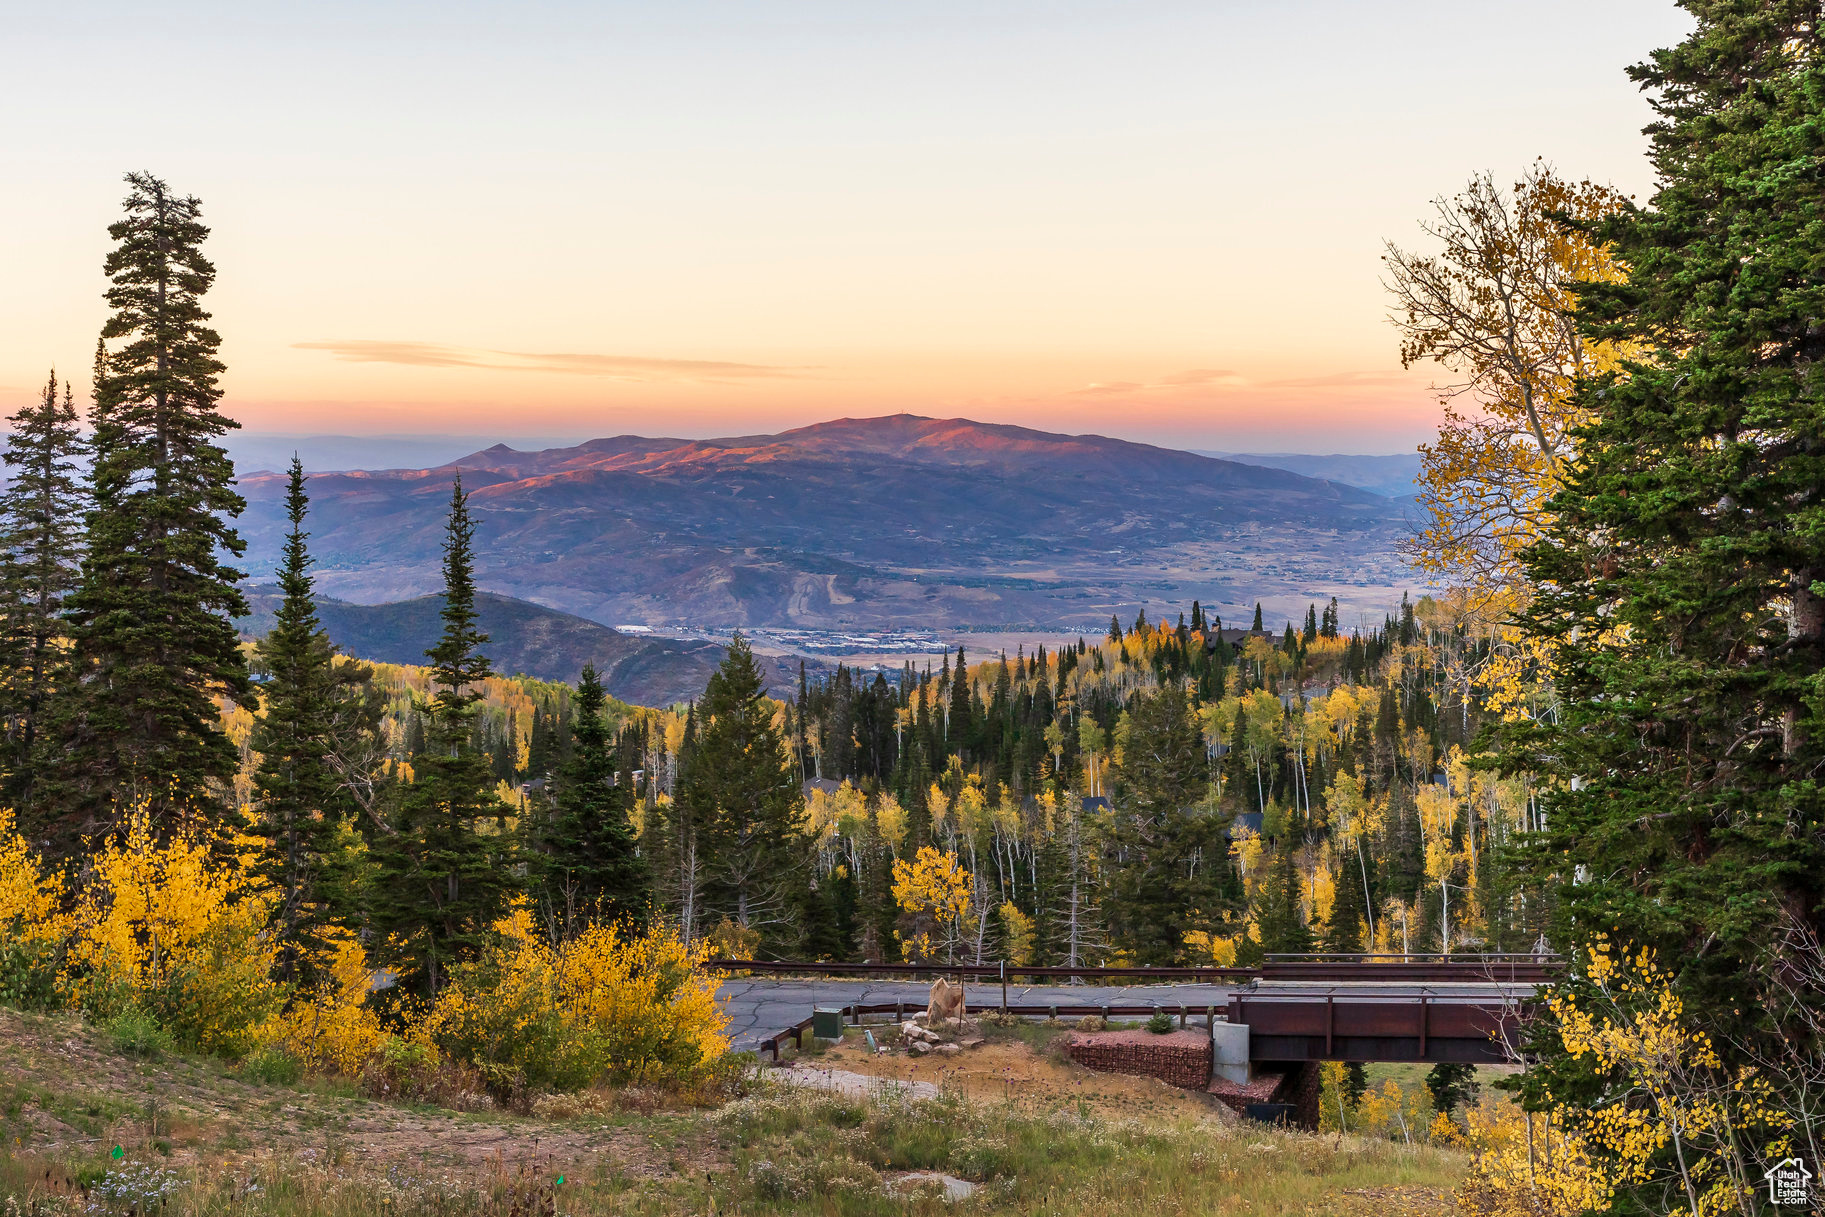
[716,978,1241,1050]
[715,977,1542,1050]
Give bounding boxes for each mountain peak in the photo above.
[236,411,1411,636]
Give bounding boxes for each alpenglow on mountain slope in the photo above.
[236,414,1415,632]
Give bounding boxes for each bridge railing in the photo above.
[705,959,1255,982]
[1259,953,1560,985]
[1262,952,1557,964]
[709,954,1561,986]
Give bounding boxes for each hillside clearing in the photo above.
[0,1008,1468,1215]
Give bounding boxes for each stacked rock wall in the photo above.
[1064,1029,1212,1090]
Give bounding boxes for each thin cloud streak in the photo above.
[293,340,812,382]
[1067,367,1414,398]
[1069,368,1241,396]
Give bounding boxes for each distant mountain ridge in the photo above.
[237,588,804,707]
[236,413,1414,633]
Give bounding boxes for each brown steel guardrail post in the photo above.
[1001,960,1008,1015]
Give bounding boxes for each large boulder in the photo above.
[926,977,968,1027]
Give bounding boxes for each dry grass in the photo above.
[0,1007,1469,1215]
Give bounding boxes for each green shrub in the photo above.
[0,934,62,1011]
[949,1132,1014,1178]
[1145,1009,1174,1035]
[242,1045,303,1086]
[106,1006,174,1059]
[358,1034,492,1111]
[141,917,287,1060]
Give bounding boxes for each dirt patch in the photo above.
[775,1063,940,1101]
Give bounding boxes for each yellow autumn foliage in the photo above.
[1,800,732,1094]
[275,928,387,1073]
[0,807,63,944]
[0,808,68,1008]
[891,845,973,963]
[997,901,1035,967]
[1180,929,1240,967]
[67,807,285,1057]
[420,905,728,1092]
[1458,942,1796,1217]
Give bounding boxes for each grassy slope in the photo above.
[0,1009,1468,1215]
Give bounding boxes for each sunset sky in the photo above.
[4,1,1689,454]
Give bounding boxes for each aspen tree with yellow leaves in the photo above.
[892,845,973,963]
[1385,163,1630,603]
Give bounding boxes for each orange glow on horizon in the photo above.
[204,350,1442,451]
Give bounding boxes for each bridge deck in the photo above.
[721,974,1536,1067]
[1232,984,1533,1064]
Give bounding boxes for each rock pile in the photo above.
[895,1013,979,1055]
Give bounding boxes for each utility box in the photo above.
[1210,1021,1250,1086]
[812,1007,843,1041]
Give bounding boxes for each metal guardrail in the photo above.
[707,959,1252,982]
[710,954,1561,987]
[1263,952,1554,963]
[738,953,1563,1062]
[1260,961,1555,984]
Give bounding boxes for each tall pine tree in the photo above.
[649,703,705,940]
[681,633,806,955]
[1254,845,1316,956]
[537,663,648,936]
[1104,681,1234,964]
[0,370,87,817]
[248,460,380,986]
[946,646,972,760]
[1516,0,1825,1065]
[369,478,519,1000]
[46,173,253,840]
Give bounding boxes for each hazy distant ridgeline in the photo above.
[236,588,806,707]
[1192,451,1423,500]
[236,414,1413,632]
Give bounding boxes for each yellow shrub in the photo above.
[0,808,63,941]
[1180,929,1241,967]
[1357,1078,1430,1143]
[67,807,283,1056]
[1456,943,1796,1217]
[704,916,760,960]
[0,808,67,1010]
[275,929,385,1073]
[420,907,728,1093]
[997,902,1035,967]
